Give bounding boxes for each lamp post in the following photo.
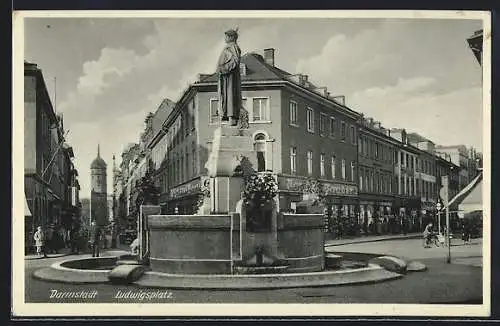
[436,201,442,234]
[440,175,451,264]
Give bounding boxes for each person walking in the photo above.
[33,226,47,258]
[89,221,100,257]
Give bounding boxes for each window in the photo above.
[331,156,336,179]
[341,159,346,179]
[242,98,247,111]
[359,136,363,153]
[192,142,197,176]
[320,114,327,136]
[350,126,356,144]
[359,170,364,190]
[307,108,315,132]
[289,101,298,125]
[209,99,219,124]
[329,117,336,138]
[191,99,196,130]
[180,151,184,182]
[185,152,190,180]
[290,147,297,174]
[320,153,325,177]
[340,122,347,141]
[307,151,313,176]
[252,98,269,121]
[350,161,355,182]
[375,143,379,158]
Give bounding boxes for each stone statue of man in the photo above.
[216,29,242,126]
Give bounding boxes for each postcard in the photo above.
[12,9,491,318]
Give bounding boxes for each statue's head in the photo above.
[224,28,238,43]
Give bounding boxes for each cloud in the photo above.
[348,77,483,149]
[46,18,482,197]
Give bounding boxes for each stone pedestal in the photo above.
[205,126,255,214]
[238,198,281,265]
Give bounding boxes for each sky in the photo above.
[23,16,484,198]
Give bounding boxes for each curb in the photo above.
[325,234,421,247]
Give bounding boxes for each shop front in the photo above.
[277,175,359,237]
[166,177,208,215]
[358,194,395,235]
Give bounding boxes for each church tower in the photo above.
[90,144,108,227]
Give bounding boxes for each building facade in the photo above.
[24,61,81,252]
[357,118,398,233]
[144,49,360,217]
[114,46,481,237]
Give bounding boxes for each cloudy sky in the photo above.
[23,16,483,198]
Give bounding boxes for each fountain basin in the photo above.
[147,213,325,275]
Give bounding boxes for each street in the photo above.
[24,238,483,304]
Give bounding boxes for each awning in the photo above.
[448,172,482,209]
[25,196,32,216]
[459,179,482,213]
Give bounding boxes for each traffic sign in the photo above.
[436,202,442,211]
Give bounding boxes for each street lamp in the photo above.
[436,201,442,234]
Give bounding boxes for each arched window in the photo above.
[254,132,267,172]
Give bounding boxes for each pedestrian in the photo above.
[423,222,434,248]
[33,226,47,258]
[45,225,54,254]
[89,221,100,257]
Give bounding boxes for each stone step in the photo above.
[324,253,342,269]
[108,264,146,284]
[233,265,289,275]
[116,260,141,266]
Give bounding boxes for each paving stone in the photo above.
[407,261,427,272]
[369,256,407,274]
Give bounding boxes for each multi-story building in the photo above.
[148,49,360,216]
[389,129,422,230]
[24,61,81,252]
[435,145,471,191]
[357,117,398,232]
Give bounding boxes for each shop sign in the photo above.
[169,177,206,199]
[279,177,358,196]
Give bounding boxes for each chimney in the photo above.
[263,48,275,66]
[331,95,345,105]
[298,74,307,86]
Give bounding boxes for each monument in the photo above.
[144,30,325,275]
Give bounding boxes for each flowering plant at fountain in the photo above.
[243,172,279,203]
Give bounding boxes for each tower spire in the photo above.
[97,144,100,158]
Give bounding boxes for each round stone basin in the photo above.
[32,250,406,289]
[59,257,118,270]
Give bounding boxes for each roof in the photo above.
[407,132,432,144]
[195,51,359,119]
[91,145,107,169]
[152,98,176,135]
[199,52,289,83]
